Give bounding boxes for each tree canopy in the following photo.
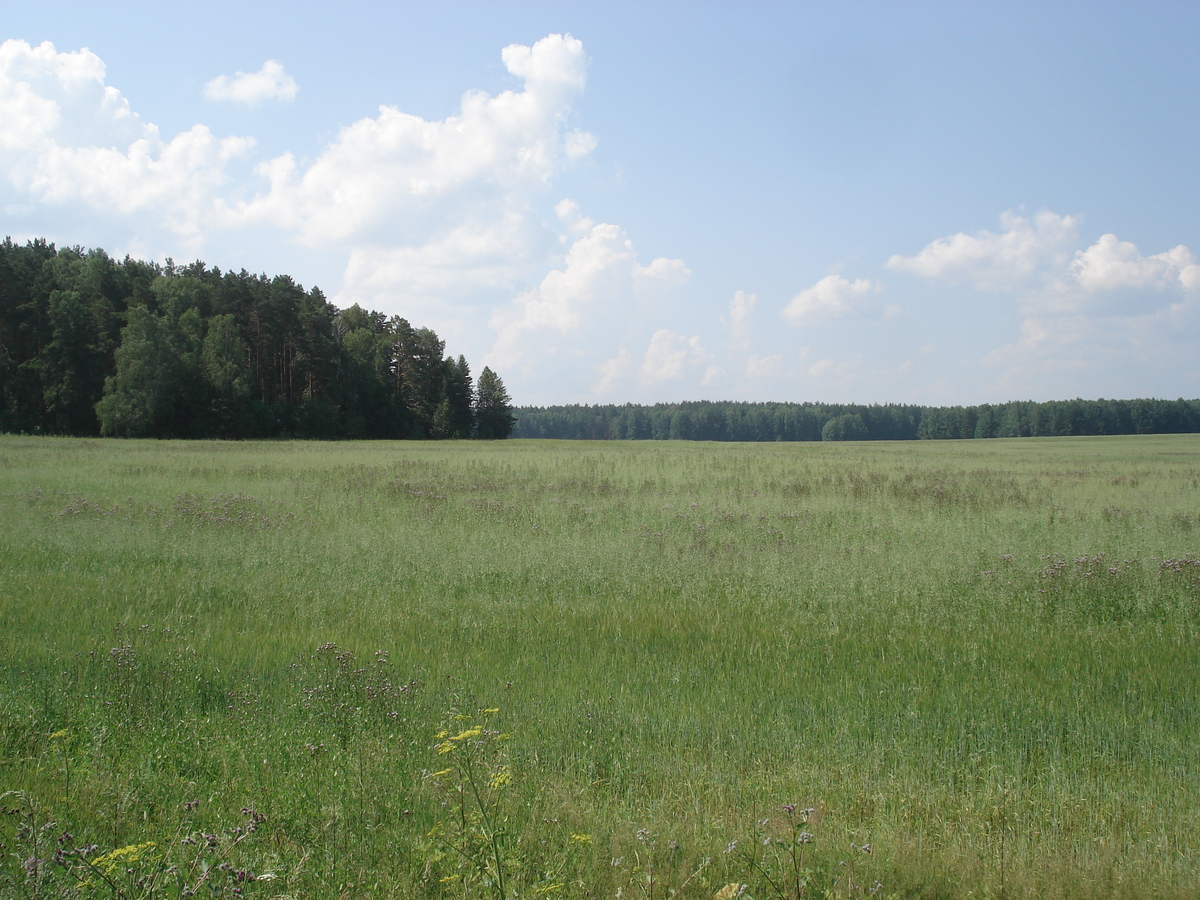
[0,238,514,440]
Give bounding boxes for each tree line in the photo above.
[0,239,514,439]
[513,398,1200,442]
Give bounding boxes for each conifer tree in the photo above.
[474,367,515,439]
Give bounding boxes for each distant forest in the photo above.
[0,239,514,439]
[514,398,1200,442]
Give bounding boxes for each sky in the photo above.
[2,1,1198,407]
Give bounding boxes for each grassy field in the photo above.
[1,434,1197,899]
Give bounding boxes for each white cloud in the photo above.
[0,39,139,148]
[783,274,877,324]
[633,255,691,294]
[886,209,1200,397]
[1070,234,1199,296]
[0,33,595,266]
[488,202,690,398]
[334,213,539,320]
[204,60,297,104]
[0,39,251,243]
[235,33,594,246]
[642,329,705,382]
[886,210,1078,290]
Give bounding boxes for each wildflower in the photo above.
[489,767,512,789]
[798,832,814,843]
[569,833,593,844]
[724,840,738,855]
[90,842,157,876]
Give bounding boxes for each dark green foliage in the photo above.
[95,305,178,436]
[0,238,512,439]
[514,397,1200,441]
[437,355,475,439]
[821,412,868,441]
[474,366,515,439]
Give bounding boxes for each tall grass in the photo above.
[1,434,1198,898]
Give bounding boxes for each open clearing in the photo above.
[1,435,1197,898]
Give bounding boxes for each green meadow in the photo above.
[1,434,1197,899]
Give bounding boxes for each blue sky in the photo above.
[3,2,1198,406]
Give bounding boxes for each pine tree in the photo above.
[474,367,515,439]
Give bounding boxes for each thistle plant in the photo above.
[733,804,880,900]
[0,792,275,899]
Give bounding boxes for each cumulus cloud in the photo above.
[204,60,298,104]
[487,201,691,398]
[783,274,878,324]
[889,210,1200,396]
[0,39,139,148]
[0,33,595,264]
[1069,235,1199,302]
[236,33,594,246]
[0,39,251,242]
[887,210,1078,290]
[333,213,540,325]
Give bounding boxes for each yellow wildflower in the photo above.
[569,833,593,844]
[91,842,157,876]
[488,767,512,789]
[452,726,483,742]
